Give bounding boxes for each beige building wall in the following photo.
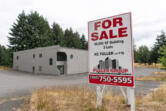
[13,45,88,75]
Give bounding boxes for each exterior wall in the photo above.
[13,45,88,75]
[59,48,88,74]
[13,46,60,75]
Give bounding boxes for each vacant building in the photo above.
[13,45,88,75]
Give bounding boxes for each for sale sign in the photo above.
[88,13,134,87]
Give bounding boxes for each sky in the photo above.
[0,0,166,49]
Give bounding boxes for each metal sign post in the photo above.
[88,12,135,111]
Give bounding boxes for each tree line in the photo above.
[8,11,88,51]
[0,45,12,66]
[134,31,166,67]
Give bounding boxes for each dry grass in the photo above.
[136,83,166,111]
[134,63,162,68]
[27,87,129,111]
[0,66,11,70]
[18,83,166,111]
[30,87,97,111]
[136,71,166,81]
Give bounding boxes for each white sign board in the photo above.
[88,13,134,87]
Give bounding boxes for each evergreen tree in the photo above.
[133,45,139,62]
[0,45,12,66]
[137,45,150,64]
[80,34,88,49]
[151,31,166,63]
[8,10,88,51]
[63,28,88,49]
[51,22,64,45]
[8,11,52,51]
[72,32,82,49]
[63,28,74,48]
[158,45,166,68]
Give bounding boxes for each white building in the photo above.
[13,45,88,75]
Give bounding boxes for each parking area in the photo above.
[0,67,162,99]
[0,68,163,111]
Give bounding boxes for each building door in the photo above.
[57,65,64,75]
[32,66,35,73]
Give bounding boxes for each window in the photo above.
[32,66,35,72]
[33,54,35,59]
[49,58,53,65]
[39,53,42,58]
[16,56,19,60]
[57,52,67,61]
[70,54,73,59]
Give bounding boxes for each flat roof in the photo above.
[14,45,88,54]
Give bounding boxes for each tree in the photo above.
[8,10,88,52]
[72,32,82,49]
[133,45,139,62]
[63,28,74,47]
[150,31,166,63]
[137,45,150,64]
[8,11,52,51]
[80,35,88,49]
[0,45,12,66]
[51,22,64,45]
[158,45,166,68]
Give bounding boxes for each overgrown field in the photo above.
[134,63,162,68]
[17,83,166,111]
[0,66,11,70]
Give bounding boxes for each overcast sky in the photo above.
[0,0,166,48]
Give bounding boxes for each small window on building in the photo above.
[16,56,19,60]
[49,58,53,65]
[33,54,35,59]
[70,54,73,59]
[39,53,42,58]
[32,66,35,72]
[39,66,42,71]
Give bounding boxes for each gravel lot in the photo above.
[0,67,163,111]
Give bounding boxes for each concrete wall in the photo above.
[13,46,60,75]
[59,48,88,74]
[13,45,88,75]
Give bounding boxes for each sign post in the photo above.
[88,12,135,111]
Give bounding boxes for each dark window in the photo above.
[16,56,19,60]
[57,52,67,61]
[49,58,53,65]
[32,66,35,72]
[70,54,73,59]
[39,53,42,58]
[33,54,35,59]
